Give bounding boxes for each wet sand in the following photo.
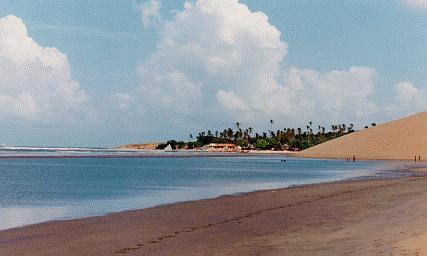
[1,171,427,255]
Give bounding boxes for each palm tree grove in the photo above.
[157,121,378,151]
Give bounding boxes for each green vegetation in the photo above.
[157,121,377,151]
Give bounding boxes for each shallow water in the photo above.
[0,154,392,230]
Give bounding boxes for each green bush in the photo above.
[255,138,268,149]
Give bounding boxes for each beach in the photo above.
[1,0,425,255]
[1,167,426,255]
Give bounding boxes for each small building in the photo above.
[205,143,236,151]
[282,144,290,150]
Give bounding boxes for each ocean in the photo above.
[0,148,395,230]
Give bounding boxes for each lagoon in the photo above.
[0,154,391,230]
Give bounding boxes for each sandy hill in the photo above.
[299,111,427,160]
[116,143,160,150]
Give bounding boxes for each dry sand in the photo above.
[1,169,427,256]
[299,111,427,160]
[398,233,427,255]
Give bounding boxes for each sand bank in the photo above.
[1,168,427,255]
[299,111,427,160]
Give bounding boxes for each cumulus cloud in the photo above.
[394,81,427,112]
[137,0,162,28]
[135,0,379,129]
[405,0,427,11]
[216,90,250,112]
[0,15,87,121]
[280,67,377,122]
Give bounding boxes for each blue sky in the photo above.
[0,0,426,146]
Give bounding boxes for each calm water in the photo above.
[0,154,392,230]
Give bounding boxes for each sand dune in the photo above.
[299,111,427,160]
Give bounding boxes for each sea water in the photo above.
[0,152,394,230]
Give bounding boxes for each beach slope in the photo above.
[299,111,427,160]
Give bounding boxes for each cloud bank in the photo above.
[0,15,87,121]
[136,0,379,130]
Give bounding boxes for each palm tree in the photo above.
[227,128,234,140]
[189,133,193,139]
[348,124,354,133]
[235,122,240,129]
[248,127,253,136]
[243,129,249,140]
[270,119,274,130]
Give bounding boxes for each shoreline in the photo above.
[0,150,296,159]
[2,148,426,161]
[0,171,404,233]
[0,160,403,232]
[4,146,426,160]
[1,166,426,255]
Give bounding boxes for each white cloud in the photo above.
[113,92,132,101]
[394,81,427,112]
[216,90,249,111]
[111,92,133,109]
[137,0,162,28]
[405,0,427,11]
[138,68,202,115]
[215,66,378,124]
[0,15,87,121]
[279,67,377,122]
[136,0,379,129]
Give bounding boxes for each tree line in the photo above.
[157,120,377,151]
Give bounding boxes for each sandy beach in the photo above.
[1,167,426,255]
[1,0,425,255]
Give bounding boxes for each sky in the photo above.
[0,0,426,147]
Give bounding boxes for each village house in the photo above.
[204,143,237,152]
